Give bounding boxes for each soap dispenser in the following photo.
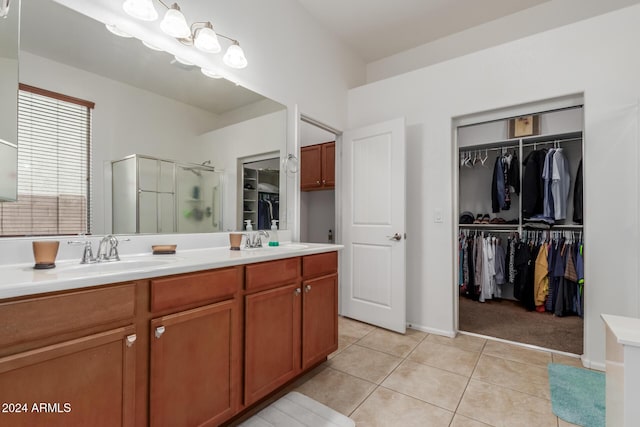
[244,219,253,231]
[269,220,279,246]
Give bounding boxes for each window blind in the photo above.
[0,85,93,236]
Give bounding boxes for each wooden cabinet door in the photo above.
[244,284,301,405]
[302,274,338,369]
[0,326,136,427]
[150,300,239,427]
[322,142,336,188]
[300,145,323,190]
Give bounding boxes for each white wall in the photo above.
[194,109,287,231]
[19,52,221,234]
[348,4,640,368]
[301,190,335,243]
[366,0,640,83]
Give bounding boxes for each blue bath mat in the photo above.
[548,363,605,427]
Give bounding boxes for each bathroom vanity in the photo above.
[0,243,340,427]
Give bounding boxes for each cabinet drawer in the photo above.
[302,251,338,279]
[0,284,135,348]
[151,267,241,312]
[245,258,300,293]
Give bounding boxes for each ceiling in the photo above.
[296,0,552,62]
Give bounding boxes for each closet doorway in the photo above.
[455,103,585,356]
[299,116,340,244]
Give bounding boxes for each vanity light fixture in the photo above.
[122,0,158,22]
[173,55,194,66]
[193,22,221,53]
[141,40,164,51]
[121,0,248,69]
[201,68,224,79]
[105,24,133,38]
[160,3,190,39]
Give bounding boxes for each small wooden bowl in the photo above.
[152,244,177,255]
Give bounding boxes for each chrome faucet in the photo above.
[67,239,95,264]
[96,235,120,262]
[245,230,270,248]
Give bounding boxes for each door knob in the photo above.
[294,288,301,296]
[387,233,402,241]
[305,284,312,293]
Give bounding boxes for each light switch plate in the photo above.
[434,209,443,223]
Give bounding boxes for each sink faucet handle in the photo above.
[67,239,95,264]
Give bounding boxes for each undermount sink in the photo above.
[54,258,177,273]
[266,244,309,250]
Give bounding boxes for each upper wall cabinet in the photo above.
[0,0,19,202]
[301,141,335,191]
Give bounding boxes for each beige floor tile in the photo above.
[405,327,428,340]
[552,353,584,368]
[558,418,581,427]
[350,387,453,427]
[482,340,551,367]
[425,333,487,352]
[327,344,402,384]
[408,339,480,377]
[457,379,557,427]
[338,316,375,340]
[357,328,424,357]
[294,367,376,416]
[381,359,468,411]
[472,354,550,399]
[328,334,358,359]
[450,414,493,427]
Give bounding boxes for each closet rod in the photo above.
[459,228,518,234]
[459,145,519,153]
[522,137,582,148]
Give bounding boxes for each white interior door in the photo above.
[341,118,406,333]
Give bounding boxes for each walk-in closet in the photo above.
[456,104,584,355]
[241,157,280,230]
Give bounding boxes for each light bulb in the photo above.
[194,23,221,53]
[201,68,224,79]
[105,24,133,38]
[223,43,248,69]
[122,0,158,22]
[160,4,191,39]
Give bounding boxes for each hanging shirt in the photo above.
[534,243,549,306]
[551,148,571,220]
[542,149,556,219]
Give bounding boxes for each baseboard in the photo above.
[407,323,455,338]
[581,357,606,372]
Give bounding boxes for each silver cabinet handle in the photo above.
[387,233,402,241]
[294,288,301,296]
[126,334,137,347]
[305,285,312,293]
[155,326,165,339]
[316,180,320,184]
[322,180,326,184]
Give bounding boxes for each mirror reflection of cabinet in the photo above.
[0,0,19,201]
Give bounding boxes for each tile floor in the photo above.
[293,316,584,427]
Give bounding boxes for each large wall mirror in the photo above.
[0,0,19,202]
[8,0,286,236]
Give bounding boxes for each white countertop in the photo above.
[0,243,343,300]
[601,313,640,348]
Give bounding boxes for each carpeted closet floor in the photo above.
[458,296,583,355]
